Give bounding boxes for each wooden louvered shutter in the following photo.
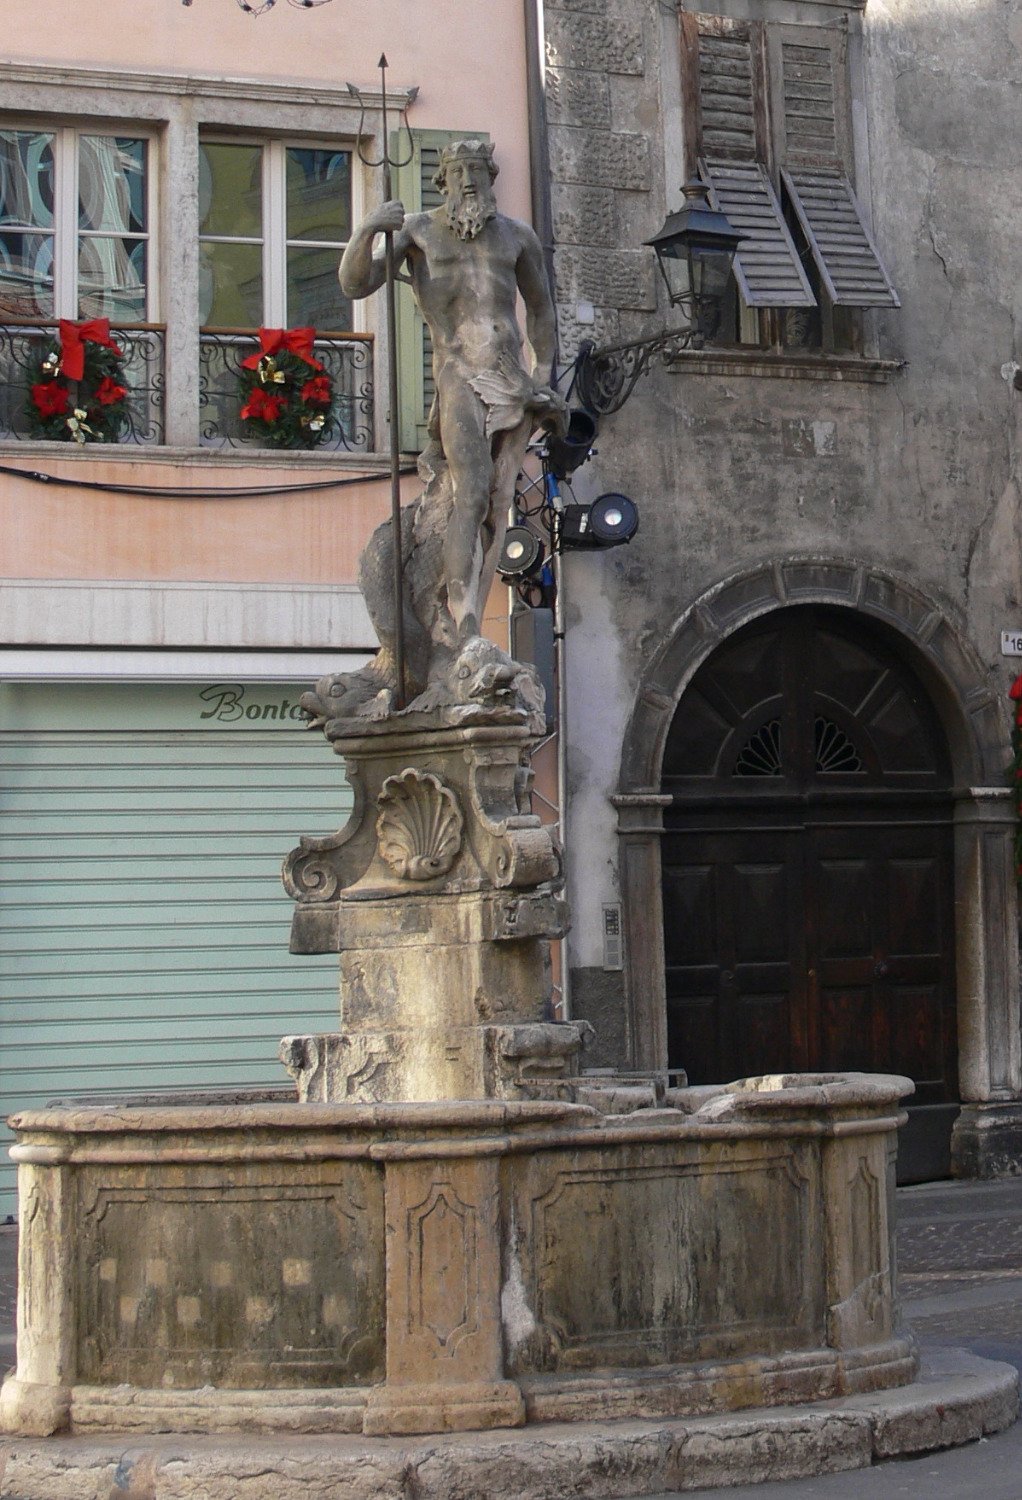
[700,158,816,309]
[682,13,816,310]
[770,26,899,308]
[394,129,482,452]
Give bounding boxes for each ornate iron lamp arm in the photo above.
[574,326,701,418]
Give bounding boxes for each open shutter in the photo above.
[683,15,815,310]
[771,26,899,309]
[393,129,487,452]
[782,167,900,307]
[700,158,816,309]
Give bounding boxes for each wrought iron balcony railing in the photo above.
[0,322,165,445]
[199,329,374,453]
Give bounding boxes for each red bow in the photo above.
[241,327,324,372]
[58,318,123,381]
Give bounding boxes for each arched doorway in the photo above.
[660,605,958,1176]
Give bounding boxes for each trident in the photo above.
[347,58,419,710]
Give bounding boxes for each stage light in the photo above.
[559,493,639,551]
[498,525,545,579]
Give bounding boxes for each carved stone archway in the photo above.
[613,558,1020,1175]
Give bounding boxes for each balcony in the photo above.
[0,322,164,445]
[199,330,374,453]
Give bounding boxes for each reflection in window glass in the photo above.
[287,245,351,330]
[286,149,351,244]
[0,231,54,317]
[199,240,263,327]
[199,144,263,239]
[79,137,147,235]
[0,131,55,231]
[78,237,146,320]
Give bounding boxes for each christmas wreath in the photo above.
[26,318,129,444]
[239,327,334,449]
[1010,675,1022,882]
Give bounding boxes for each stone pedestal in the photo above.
[282,713,579,1103]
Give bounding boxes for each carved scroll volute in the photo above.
[282,760,368,903]
[494,827,562,889]
[376,769,464,881]
[464,748,560,889]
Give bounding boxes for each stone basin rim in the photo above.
[6,1070,914,1138]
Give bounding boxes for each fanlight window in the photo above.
[733,716,864,778]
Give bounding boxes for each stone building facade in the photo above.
[545,0,1022,1177]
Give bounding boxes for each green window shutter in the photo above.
[393,129,488,453]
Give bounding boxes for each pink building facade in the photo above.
[0,0,540,1212]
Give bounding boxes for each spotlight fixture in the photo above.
[559,492,639,551]
[498,525,546,579]
[544,408,598,480]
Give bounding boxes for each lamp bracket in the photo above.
[574,323,701,417]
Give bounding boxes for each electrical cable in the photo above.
[0,459,417,501]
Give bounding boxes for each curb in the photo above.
[0,1348,1015,1499]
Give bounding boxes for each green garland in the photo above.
[239,349,334,450]
[26,339,128,445]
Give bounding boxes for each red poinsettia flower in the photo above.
[241,387,285,423]
[300,375,333,407]
[31,381,70,417]
[94,376,127,407]
[1010,676,1022,701]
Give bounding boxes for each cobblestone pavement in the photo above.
[2,1184,1022,1495]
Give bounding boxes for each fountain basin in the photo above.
[0,1072,916,1438]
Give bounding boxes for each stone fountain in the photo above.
[2,140,998,1496]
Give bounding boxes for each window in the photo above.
[0,127,151,321]
[196,138,371,452]
[198,139,353,331]
[679,11,898,353]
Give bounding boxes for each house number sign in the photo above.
[1002,632,1022,657]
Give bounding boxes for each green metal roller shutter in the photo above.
[0,679,350,1217]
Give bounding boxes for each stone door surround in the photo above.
[613,557,1020,1149]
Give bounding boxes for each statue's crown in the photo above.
[434,139,498,189]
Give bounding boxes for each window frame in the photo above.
[198,133,363,334]
[0,61,400,451]
[0,121,158,324]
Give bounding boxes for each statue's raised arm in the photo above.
[338,200,412,301]
[307,140,567,733]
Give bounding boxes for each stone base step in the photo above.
[0,1347,1015,1499]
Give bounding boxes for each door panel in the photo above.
[663,828,806,1083]
[661,607,957,1160]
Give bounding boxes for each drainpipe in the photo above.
[524,0,571,1020]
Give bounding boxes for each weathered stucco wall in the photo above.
[550,0,1022,1051]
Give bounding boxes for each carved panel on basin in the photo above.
[409,1182,479,1355]
[76,1166,385,1389]
[508,1145,820,1373]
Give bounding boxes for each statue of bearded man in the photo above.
[340,139,566,647]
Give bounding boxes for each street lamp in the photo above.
[574,181,746,417]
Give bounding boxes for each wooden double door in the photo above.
[661,608,958,1120]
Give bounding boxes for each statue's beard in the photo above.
[445,188,497,241]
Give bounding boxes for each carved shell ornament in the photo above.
[376,769,464,880]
